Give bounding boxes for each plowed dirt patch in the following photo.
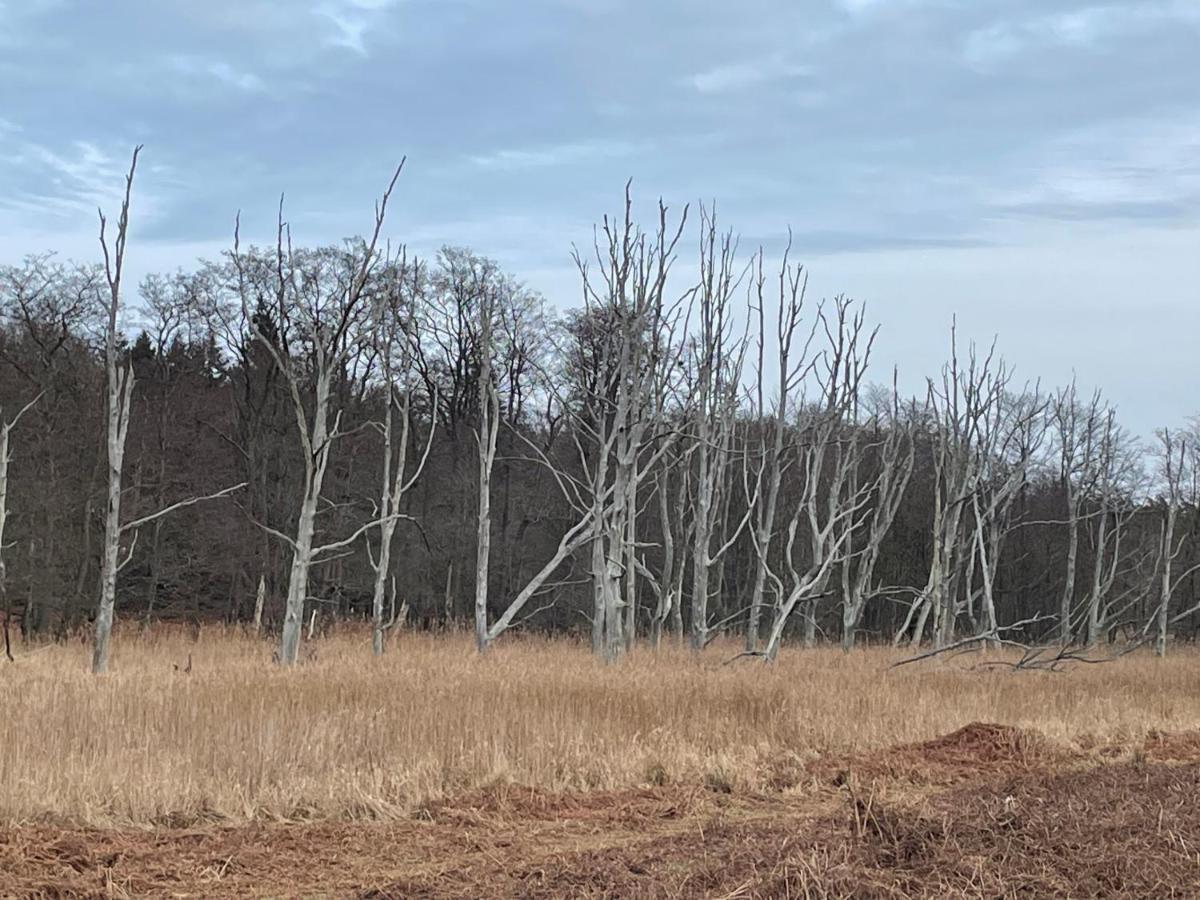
[6,725,1200,898]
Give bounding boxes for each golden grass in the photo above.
[3,626,1200,827]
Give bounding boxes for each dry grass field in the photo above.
[4,627,1200,897]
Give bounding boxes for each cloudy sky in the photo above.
[1,0,1197,432]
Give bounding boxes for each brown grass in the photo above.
[3,626,1200,828]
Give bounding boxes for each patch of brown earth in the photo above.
[6,725,1200,899]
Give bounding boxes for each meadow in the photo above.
[3,626,1198,828]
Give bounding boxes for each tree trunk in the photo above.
[253,574,265,634]
[92,369,132,674]
[279,485,317,665]
[1060,485,1079,645]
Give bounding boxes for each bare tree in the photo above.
[473,270,501,652]
[0,393,42,659]
[897,328,1038,649]
[645,441,693,648]
[1083,412,1145,646]
[366,255,435,655]
[233,164,402,666]
[837,383,915,651]
[688,209,749,651]
[90,148,142,674]
[744,241,816,651]
[1051,381,1106,644]
[90,148,244,673]
[759,298,875,661]
[569,194,693,660]
[1152,429,1196,657]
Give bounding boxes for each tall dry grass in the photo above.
[2,626,1200,826]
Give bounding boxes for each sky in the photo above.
[0,0,1197,433]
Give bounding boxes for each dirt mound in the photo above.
[809,721,1056,789]
[909,721,1049,766]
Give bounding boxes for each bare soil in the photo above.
[6,723,1200,898]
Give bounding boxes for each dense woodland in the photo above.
[1,157,1197,668]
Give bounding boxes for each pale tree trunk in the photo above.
[1155,431,1187,658]
[586,417,610,657]
[474,363,499,653]
[1156,506,1175,658]
[92,367,133,674]
[91,147,140,676]
[1085,506,1108,648]
[253,574,266,635]
[649,455,690,648]
[649,463,675,649]
[281,477,318,664]
[1053,382,1102,646]
[1,398,41,658]
[1060,486,1079,645]
[482,512,596,645]
[970,494,1000,646]
[622,468,638,651]
[900,325,1033,650]
[472,396,611,650]
[278,372,332,666]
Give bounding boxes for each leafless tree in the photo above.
[688,208,750,651]
[91,148,243,673]
[570,192,693,661]
[1051,381,1109,644]
[759,298,876,661]
[473,266,501,652]
[0,392,42,659]
[1151,429,1197,657]
[837,382,915,651]
[744,241,816,651]
[1082,412,1145,646]
[897,328,1043,649]
[365,255,435,655]
[644,441,692,648]
[90,148,142,674]
[232,164,402,666]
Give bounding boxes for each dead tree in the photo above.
[233,164,402,666]
[1083,412,1144,646]
[896,327,1036,649]
[0,393,42,660]
[366,255,434,655]
[473,272,501,652]
[688,208,749,651]
[90,148,142,675]
[570,191,692,661]
[760,298,875,661]
[1051,381,1107,644]
[744,241,816,651]
[468,260,625,652]
[1152,429,1196,657]
[837,382,914,651]
[645,441,693,647]
[91,148,243,673]
[968,390,1047,645]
